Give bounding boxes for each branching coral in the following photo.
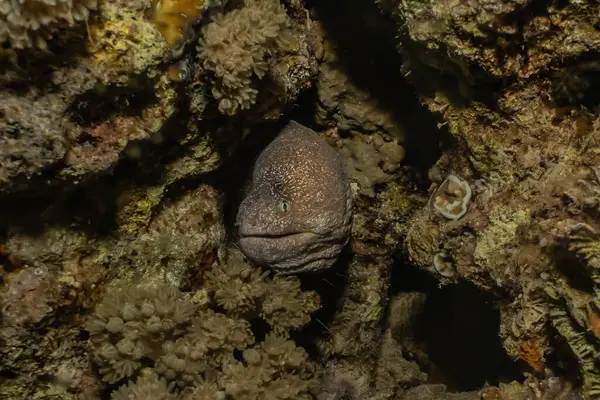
[197,0,297,115]
[0,0,97,49]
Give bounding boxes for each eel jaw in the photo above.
[237,231,324,271]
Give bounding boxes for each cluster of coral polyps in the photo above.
[85,254,321,398]
[0,0,97,49]
[197,0,298,115]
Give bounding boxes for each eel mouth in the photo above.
[237,232,325,271]
[238,231,317,239]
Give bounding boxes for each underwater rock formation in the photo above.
[375,0,600,398]
[312,21,406,197]
[0,0,322,394]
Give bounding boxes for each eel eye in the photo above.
[278,199,291,213]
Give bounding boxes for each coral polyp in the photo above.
[0,0,97,49]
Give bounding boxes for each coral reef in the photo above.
[0,0,97,50]
[203,252,320,335]
[0,93,67,190]
[334,129,406,197]
[479,376,580,400]
[377,0,600,87]
[0,0,318,394]
[312,20,406,196]
[313,22,402,140]
[0,260,104,399]
[307,10,430,395]
[3,0,600,398]
[375,0,600,397]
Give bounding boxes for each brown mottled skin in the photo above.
[236,121,353,274]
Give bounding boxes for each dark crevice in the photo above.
[0,25,91,94]
[551,57,600,111]
[292,246,353,358]
[67,80,159,126]
[551,246,595,293]
[306,0,448,175]
[389,260,523,392]
[546,323,584,387]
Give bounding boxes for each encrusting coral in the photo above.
[197,0,297,115]
[85,251,320,398]
[0,0,97,49]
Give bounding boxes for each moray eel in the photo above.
[236,120,352,274]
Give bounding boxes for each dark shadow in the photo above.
[291,245,353,356]
[1,25,91,94]
[389,260,523,392]
[551,58,600,111]
[306,0,448,174]
[67,80,159,126]
[415,282,521,391]
[550,246,595,293]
